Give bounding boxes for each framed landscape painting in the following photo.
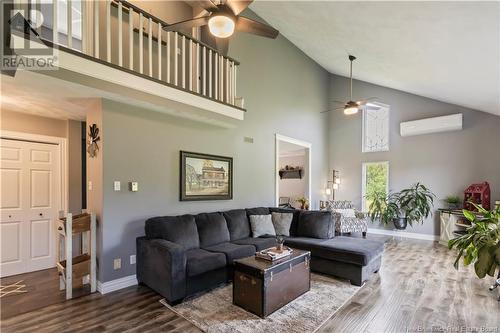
[180,151,233,201]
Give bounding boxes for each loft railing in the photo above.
[15,0,242,109]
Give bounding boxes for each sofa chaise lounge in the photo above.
[137,207,384,305]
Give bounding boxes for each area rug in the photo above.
[160,273,361,333]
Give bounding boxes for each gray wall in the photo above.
[99,30,330,282]
[329,74,500,236]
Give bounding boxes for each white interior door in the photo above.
[1,139,60,277]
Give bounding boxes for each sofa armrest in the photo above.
[136,237,187,303]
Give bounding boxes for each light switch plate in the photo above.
[130,255,136,265]
[114,181,121,191]
[130,181,138,192]
[113,258,121,270]
[88,181,93,191]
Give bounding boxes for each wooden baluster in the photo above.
[106,0,111,62]
[220,55,223,101]
[53,0,58,44]
[215,52,218,99]
[232,62,236,105]
[128,6,133,70]
[94,0,99,58]
[202,46,206,96]
[139,12,143,74]
[166,31,170,83]
[226,58,229,103]
[182,35,186,89]
[148,18,153,76]
[157,23,162,80]
[196,43,200,93]
[209,49,212,98]
[67,0,72,48]
[189,40,193,91]
[118,1,123,66]
[174,32,178,86]
[234,65,238,104]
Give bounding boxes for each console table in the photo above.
[438,209,472,245]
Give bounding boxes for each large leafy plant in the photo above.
[448,203,500,279]
[367,183,435,227]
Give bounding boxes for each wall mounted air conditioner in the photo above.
[400,113,463,137]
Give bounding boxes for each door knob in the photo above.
[8,215,12,218]
[39,213,43,216]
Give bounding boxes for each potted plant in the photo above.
[296,197,309,210]
[444,195,461,210]
[367,183,435,230]
[448,203,499,281]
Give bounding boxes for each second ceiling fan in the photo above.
[164,0,279,55]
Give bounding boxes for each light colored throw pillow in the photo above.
[271,212,293,236]
[249,215,276,238]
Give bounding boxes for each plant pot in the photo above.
[393,217,407,230]
[447,203,460,210]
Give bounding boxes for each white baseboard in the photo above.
[97,274,138,294]
[368,228,439,241]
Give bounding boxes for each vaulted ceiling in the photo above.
[250,1,500,116]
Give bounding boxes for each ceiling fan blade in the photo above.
[189,0,218,11]
[356,97,378,105]
[225,0,253,15]
[331,100,346,105]
[236,16,279,39]
[215,37,230,56]
[321,108,344,114]
[164,16,210,32]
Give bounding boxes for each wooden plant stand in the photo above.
[56,212,96,299]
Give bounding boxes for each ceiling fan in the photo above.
[322,55,379,115]
[163,0,279,55]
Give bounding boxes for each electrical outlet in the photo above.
[114,181,121,191]
[113,258,121,270]
[130,255,136,265]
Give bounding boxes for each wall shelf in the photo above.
[279,169,303,179]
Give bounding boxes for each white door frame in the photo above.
[275,134,312,207]
[0,130,68,272]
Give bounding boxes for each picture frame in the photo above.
[180,151,233,201]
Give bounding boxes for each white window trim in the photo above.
[361,102,390,153]
[361,161,389,212]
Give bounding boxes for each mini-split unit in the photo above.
[400,113,463,137]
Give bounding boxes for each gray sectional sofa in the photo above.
[137,207,384,305]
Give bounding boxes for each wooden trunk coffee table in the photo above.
[233,248,311,318]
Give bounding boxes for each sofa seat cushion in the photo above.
[284,236,384,266]
[195,213,230,247]
[145,215,199,250]
[186,248,227,277]
[232,237,277,251]
[204,242,255,263]
[222,209,251,241]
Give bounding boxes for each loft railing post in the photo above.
[118,1,123,66]
[148,17,153,76]
[94,0,99,58]
[182,35,186,88]
[128,6,133,70]
[196,43,200,93]
[166,31,170,83]
[189,40,193,91]
[215,53,218,99]
[209,49,212,98]
[174,32,178,86]
[67,0,72,48]
[202,46,206,96]
[53,0,58,44]
[139,12,143,73]
[157,22,162,80]
[106,0,111,62]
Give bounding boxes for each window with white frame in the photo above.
[362,161,389,212]
[362,103,390,152]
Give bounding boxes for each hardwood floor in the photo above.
[1,238,499,333]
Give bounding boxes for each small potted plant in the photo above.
[296,196,309,210]
[444,195,461,210]
[367,183,435,230]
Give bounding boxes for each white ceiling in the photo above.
[250,1,500,116]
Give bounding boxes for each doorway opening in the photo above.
[275,134,311,209]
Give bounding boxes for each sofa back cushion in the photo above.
[195,212,230,247]
[145,215,199,250]
[222,209,251,241]
[246,207,270,217]
[297,211,334,239]
[269,207,300,236]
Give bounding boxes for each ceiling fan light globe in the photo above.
[208,15,235,38]
[344,106,359,115]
